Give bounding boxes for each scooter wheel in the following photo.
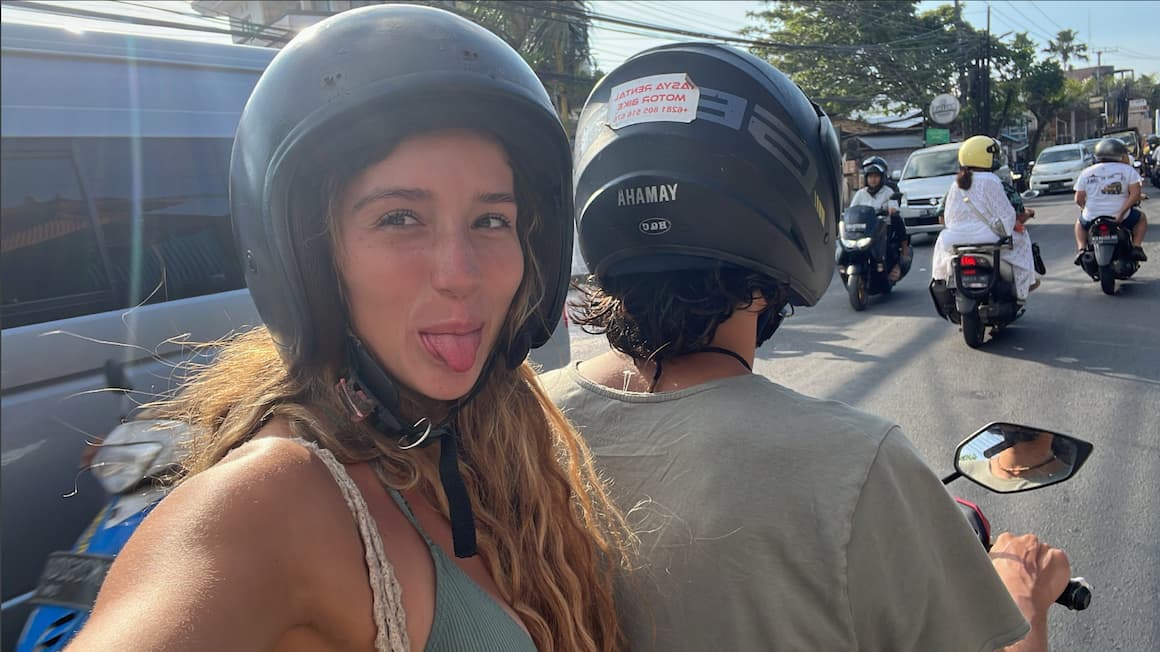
[1099,265,1116,295]
[847,275,868,311]
[962,310,985,348]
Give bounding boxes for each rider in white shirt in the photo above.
[849,159,911,281]
[1073,138,1148,263]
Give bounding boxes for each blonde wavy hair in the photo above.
[144,129,633,651]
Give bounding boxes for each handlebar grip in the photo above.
[1056,577,1092,611]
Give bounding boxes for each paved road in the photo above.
[565,189,1160,651]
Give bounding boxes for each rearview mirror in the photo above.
[891,192,903,202]
[1022,189,1041,199]
[890,170,901,181]
[1027,161,1035,168]
[954,422,1093,493]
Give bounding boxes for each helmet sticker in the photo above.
[608,73,699,129]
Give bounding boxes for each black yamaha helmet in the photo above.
[1094,137,1128,162]
[573,43,841,307]
[231,4,572,372]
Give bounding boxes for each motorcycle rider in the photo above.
[849,158,912,282]
[932,135,1038,300]
[543,43,1069,651]
[1073,137,1148,263]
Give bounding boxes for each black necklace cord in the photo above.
[646,346,753,393]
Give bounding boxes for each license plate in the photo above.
[30,552,114,611]
[1091,236,1117,244]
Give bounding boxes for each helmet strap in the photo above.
[336,332,500,558]
[756,301,793,346]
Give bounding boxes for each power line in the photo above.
[1025,0,1066,36]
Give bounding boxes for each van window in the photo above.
[1,150,114,328]
[1,138,245,329]
[73,138,244,308]
[903,149,960,180]
[1037,148,1082,164]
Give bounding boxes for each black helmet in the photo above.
[231,4,572,372]
[1147,134,1160,148]
[573,43,842,307]
[861,157,887,188]
[861,155,889,177]
[1094,137,1128,162]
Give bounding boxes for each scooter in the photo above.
[1077,216,1142,295]
[16,395,194,651]
[929,236,1024,348]
[944,422,1094,612]
[837,199,908,311]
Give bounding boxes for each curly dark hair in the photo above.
[571,263,789,362]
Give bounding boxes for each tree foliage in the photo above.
[742,1,963,118]
[453,0,597,130]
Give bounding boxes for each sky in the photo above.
[2,1,1157,78]
[586,1,1159,76]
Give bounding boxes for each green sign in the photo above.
[925,128,951,145]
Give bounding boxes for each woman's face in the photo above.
[334,130,524,401]
[867,172,882,188]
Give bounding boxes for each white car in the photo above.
[1028,144,1093,194]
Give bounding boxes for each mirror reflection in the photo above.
[956,423,1090,493]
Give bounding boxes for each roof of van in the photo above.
[908,141,963,154]
[1039,144,1085,152]
[1,21,277,139]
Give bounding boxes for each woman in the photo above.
[849,158,912,282]
[68,6,629,651]
[932,136,1037,299]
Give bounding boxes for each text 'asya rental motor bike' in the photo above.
[837,199,908,311]
[929,235,1024,348]
[1077,215,1143,295]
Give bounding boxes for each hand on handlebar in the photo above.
[989,532,1071,620]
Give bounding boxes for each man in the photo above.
[544,43,1069,652]
[1074,137,1148,263]
[849,158,912,282]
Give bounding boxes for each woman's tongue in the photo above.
[420,330,482,373]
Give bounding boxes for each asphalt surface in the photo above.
[566,188,1160,651]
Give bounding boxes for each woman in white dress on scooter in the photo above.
[932,135,1037,300]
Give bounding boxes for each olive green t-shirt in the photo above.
[541,364,1029,651]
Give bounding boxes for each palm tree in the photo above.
[1043,28,1090,71]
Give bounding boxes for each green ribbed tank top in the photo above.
[295,438,536,652]
[386,489,536,652]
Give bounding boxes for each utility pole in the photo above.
[983,4,991,136]
[955,0,966,139]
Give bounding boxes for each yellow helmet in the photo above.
[959,135,1000,170]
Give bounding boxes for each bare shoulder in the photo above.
[70,428,364,650]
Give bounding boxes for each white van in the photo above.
[0,22,278,641]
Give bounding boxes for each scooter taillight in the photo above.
[1096,223,1113,237]
[955,253,993,292]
